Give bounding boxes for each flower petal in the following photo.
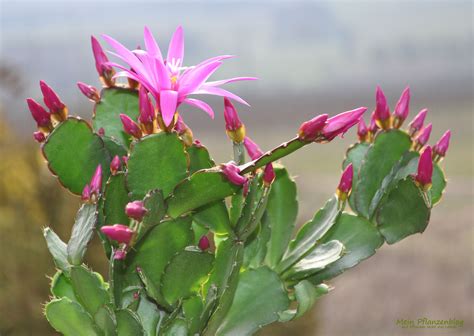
[160,90,178,126]
[182,98,215,119]
[102,34,147,76]
[205,76,258,87]
[194,86,250,106]
[167,26,184,67]
[179,61,223,97]
[143,26,163,61]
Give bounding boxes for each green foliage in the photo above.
[115,309,144,336]
[43,227,69,272]
[67,203,98,266]
[279,281,329,321]
[93,88,139,147]
[70,266,109,316]
[103,173,130,226]
[127,133,188,199]
[42,118,111,194]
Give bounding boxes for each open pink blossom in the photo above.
[102,26,257,126]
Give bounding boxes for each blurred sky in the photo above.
[0,0,472,131]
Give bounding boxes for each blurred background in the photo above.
[0,0,472,335]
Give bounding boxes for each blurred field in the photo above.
[0,1,472,335]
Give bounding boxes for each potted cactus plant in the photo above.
[27,26,451,335]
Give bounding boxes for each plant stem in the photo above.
[232,141,245,165]
[239,137,307,174]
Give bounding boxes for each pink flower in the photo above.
[110,155,121,175]
[125,201,147,221]
[374,86,390,125]
[221,162,248,186]
[322,107,367,141]
[114,249,127,260]
[263,164,276,186]
[408,108,428,135]
[414,123,432,147]
[120,114,142,139]
[433,130,451,158]
[298,114,328,142]
[102,26,257,126]
[27,98,51,128]
[198,235,210,251]
[40,81,66,118]
[77,82,100,102]
[243,136,263,160]
[33,131,46,143]
[101,224,134,244]
[415,146,433,189]
[393,86,410,126]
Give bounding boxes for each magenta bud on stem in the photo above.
[110,155,121,175]
[224,97,246,143]
[374,86,391,129]
[89,165,103,196]
[298,114,328,142]
[114,249,127,260]
[101,224,134,244]
[322,107,367,141]
[39,80,67,121]
[336,163,353,202]
[120,114,143,139]
[243,136,263,160]
[198,235,210,251]
[125,201,147,221]
[33,131,46,143]
[357,119,369,142]
[138,86,155,134]
[408,108,428,136]
[433,130,451,161]
[77,82,100,102]
[221,162,248,186]
[91,35,115,86]
[414,123,432,150]
[392,86,410,128]
[263,164,276,186]
[415,146,433,191]
[27,98,52,130]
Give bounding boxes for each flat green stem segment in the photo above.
[239,137,305,174]
[93,87,139,147]
[216,266,290,335]
[127,132,188,199]
[354,130,412,218]
[42,118,111,195]
[103,173,130,226]
[67,203,98,266]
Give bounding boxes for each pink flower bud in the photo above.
[125,201,147,221]
[77,82,100,102]
[433,130,451,158]
[408,108,428,135]
[27,98,51,128]
[224,97,243,131]
[81,184,91,202]
[138,86,155,125]
[357,119,368,141]
[120,114,142,139]
[322,107,367,141]
[243,136,263,160]
[415,146,433,189]
[368,111,378,134]
[374,86,390,126]
[263,164,275,186]
[91,36,112,76]
[337,163,353,195]
[89,165,103,196]
[98,127,105,136]
[414,123,432,147]
[110,155,121,175]
[221,162,248,186]
[40,81,66,116]
[122,155,129,165]
[101,224,134,244]
[33,131,46,143]
[393,86,410,125]
[224,98,246,143]
[198,235,210,251]
[114,249,127,260]
[298,114,328,142]
[193,140,204,148]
